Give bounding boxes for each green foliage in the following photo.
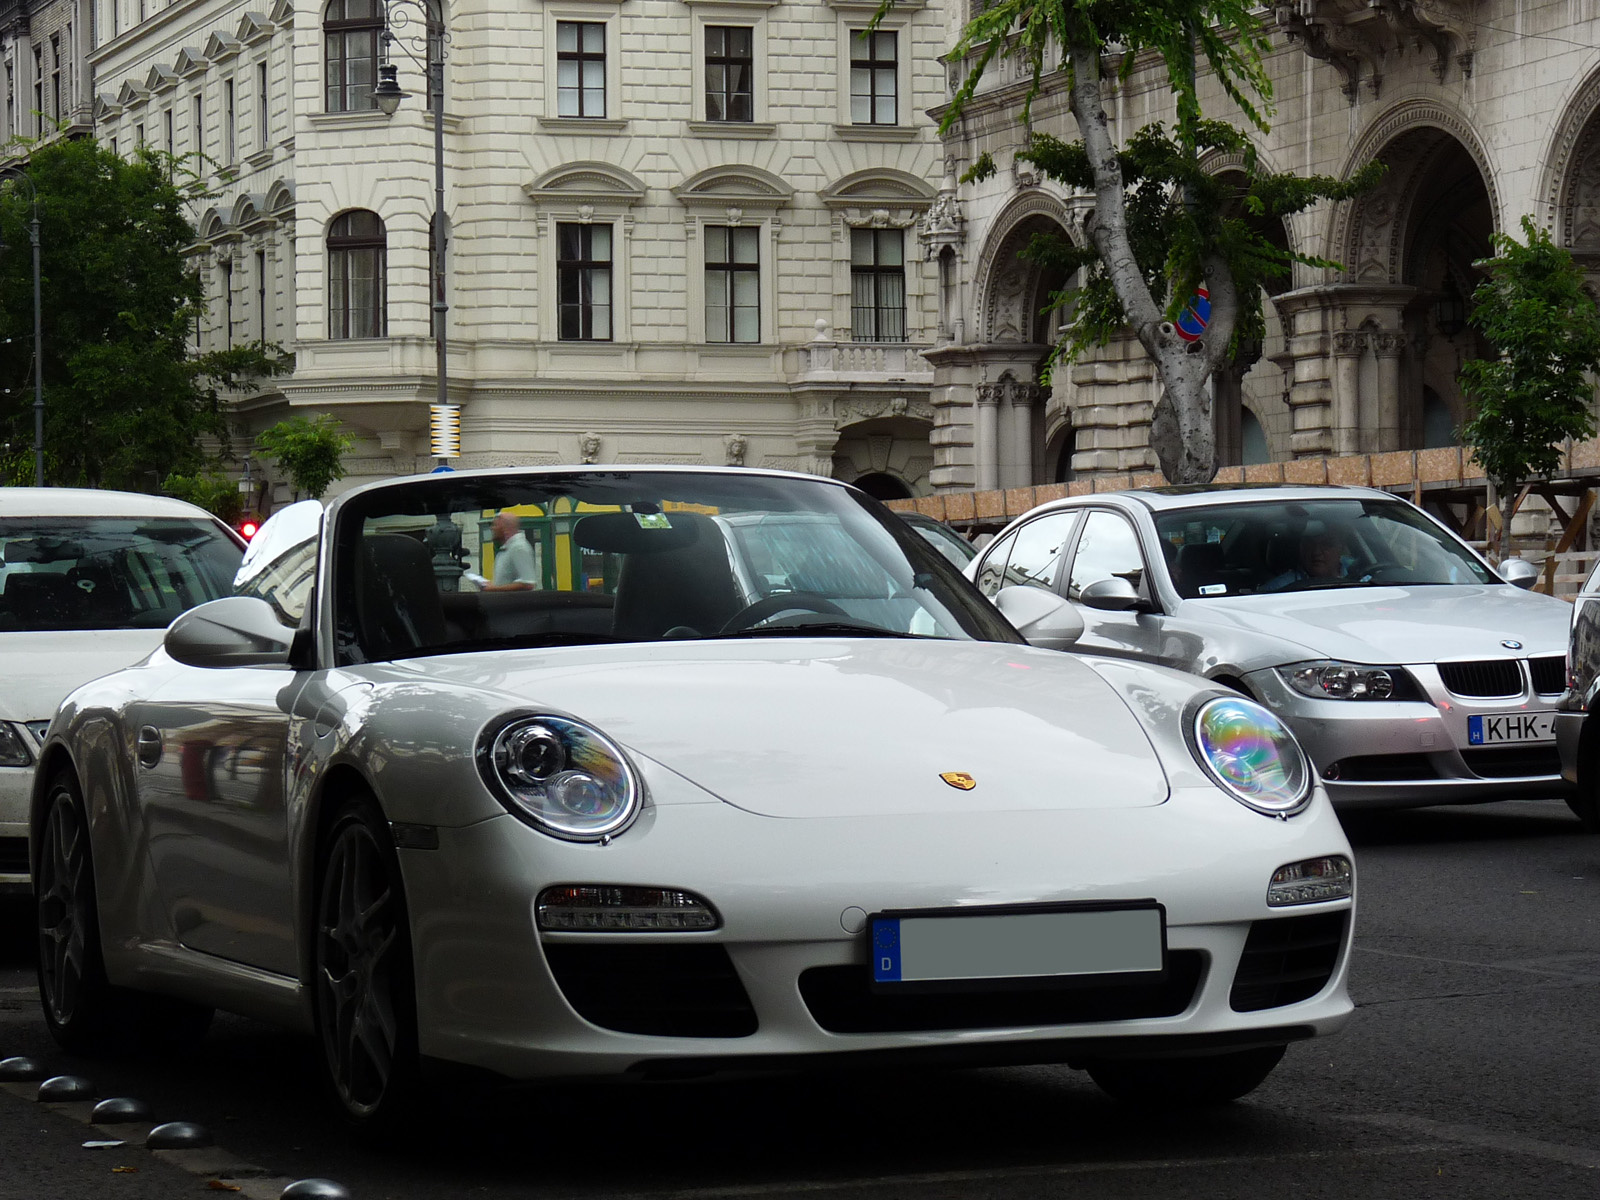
[1022,123,1383,365]
[0,139,288,490]
[944,0,1272,138]
[162,469,244,522]
[1459,217,1600,493]
[256,415,355,501]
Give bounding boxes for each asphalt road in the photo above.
[1,798,1596,1200]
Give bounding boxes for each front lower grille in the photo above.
[798,951,1204,1034]
[1461,746,1563,779]
[0,837,28,875]
[1437,659,1522,698]
[1324,753,1439,782]
[543,944,758,1038]
[1230,912,1348,1013]
[1528,656,1567,695]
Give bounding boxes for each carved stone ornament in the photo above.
[1275,0,1473,103]
[1331,330,1369,355]
[834,396,934,429]
[579,432,602,464]
[723,433,747,467]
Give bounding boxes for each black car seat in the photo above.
[610,514,742,640]
[356,534,448,658]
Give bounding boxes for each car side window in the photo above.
[1068,511,1147,601]
[237,537,318,627]
[975,529,1020,598]
[1003,513,1079,593]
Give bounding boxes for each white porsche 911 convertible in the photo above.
[33,467,1355,1133]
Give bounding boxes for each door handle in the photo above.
[136,726,162,769]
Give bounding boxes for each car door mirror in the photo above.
[994,586,1084,650]
[165,596,296,668]
[1498,557,1539,590]
[1078,577,1142,611]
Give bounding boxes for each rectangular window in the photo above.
[32,48,42,129]
[257,248,268,342]
[556,222,612,340]
[135,122,145,146]
[556,22,605,118]
[224,79,235,161]
[221,258,234,349]
[705,26,753,123]
[164,108,173,156]
[850,228,906,342]
[49,35,59,120]
[705,225,759,343]
[193,95,204,155]
[849,29,897,125]
[257,62,269,148]
[6,62,14,136]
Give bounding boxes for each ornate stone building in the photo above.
[929,1,1600,491]
[1,0,93,146]
[80,0,952,503]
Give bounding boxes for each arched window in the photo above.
[328,210,387,339]
[325,0,381,113]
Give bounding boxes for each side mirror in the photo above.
[165,597,296,669]
[1078,576,1142,612]
[994,585,1084,650]
[1498,558,1539,590]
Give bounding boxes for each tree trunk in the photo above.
[1065,36,1235,484]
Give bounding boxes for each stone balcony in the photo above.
[1274,0,1477,100]
[793,323,935,387]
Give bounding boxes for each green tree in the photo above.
[161,468,244,523]
[1458,216,1600,562]
[943,1,1379,481]
[256,414,355,501]
[0,139,287,490]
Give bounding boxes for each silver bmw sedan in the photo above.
[969,484,1578,814]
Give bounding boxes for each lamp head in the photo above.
[373,63,406,115]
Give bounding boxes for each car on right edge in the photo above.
[969,484,1580,815]
[1554,561,1600,830]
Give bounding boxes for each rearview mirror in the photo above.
[1078,577,1142,612]
[994,586,1084,650]
[1498,558,1539,590]
[165,596,296,669]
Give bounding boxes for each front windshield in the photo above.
[1154,497,1498,600]
[0,517,243,631]
[332,471,1021,663]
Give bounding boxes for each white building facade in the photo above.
[85,0,953,502]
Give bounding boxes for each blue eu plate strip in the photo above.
[872,918,901,982]
[1468,715,1483,745]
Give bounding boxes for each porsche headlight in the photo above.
[0,722,32,768]
[1191,696,1312,816]
[477,715,640,841]
[1281,661,1404,701]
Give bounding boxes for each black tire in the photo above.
[34,768,213,1054]
[314,793,422,1137]
[1085,1045,1287,1108]
[1566,790,1600,833]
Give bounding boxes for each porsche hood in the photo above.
[409,639,1171,817]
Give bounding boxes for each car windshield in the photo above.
[0,516,243,631]
[903,516,977,567]
[332,471,1022,663]
[1153,497,1498,600]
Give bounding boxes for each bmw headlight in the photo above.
[0,722,33,768]
[476,715,641,841]
[1190,696,1312,816]
[1281,661,1407,701]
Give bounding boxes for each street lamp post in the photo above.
[371,2,455,468]
[0,167,44,486]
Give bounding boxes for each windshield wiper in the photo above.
[711,621,924,640]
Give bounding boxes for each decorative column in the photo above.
[1372,330,1407,452]
[974,381,1000,492]
[1330,330,1367,458]
[1006,378,1038,487]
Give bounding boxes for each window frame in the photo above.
[704,24,754,123]
[1066,509,1154,605]
[555,19,608,119]
[555,221,615,342]
[703,224,761,344]
[324,0,382,114]
[327,209,389,340]
[849,227,907,343]
[543,6,625,127]
[847,26,896,125]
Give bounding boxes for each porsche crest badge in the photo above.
[940,772,977,790]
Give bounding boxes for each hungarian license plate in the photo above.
[870,902,1165,989]
[1467,712,1556,745]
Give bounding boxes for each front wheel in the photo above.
[314,794,422,1136]
[1085,1045,1287,1108]
[1566,790,1600,833]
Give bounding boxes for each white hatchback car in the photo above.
[0,488,245,890]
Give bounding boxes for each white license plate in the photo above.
[1467,712,1556,745]
[870,904,1164,986]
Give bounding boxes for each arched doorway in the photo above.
[1338,118,1495,453]
[850,472,914,500]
